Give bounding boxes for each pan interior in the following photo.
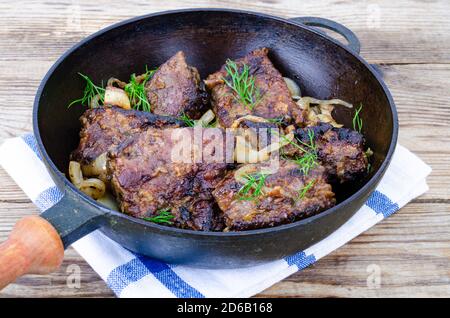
[36,10,394,209]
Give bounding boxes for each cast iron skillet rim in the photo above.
[32,8,399,238]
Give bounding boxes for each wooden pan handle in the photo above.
[0,216,64,290]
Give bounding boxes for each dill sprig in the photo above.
[237,172,269,201]
[222,59,260,110]
[125,67,157,112]
[143,207,174,225]
[281,130,319,176]
[266,117,284,125]
[291,152,318,176]
[353,103,363,132]
[179,112,196,127]
[295,179,316,203]
[68,73,105,108]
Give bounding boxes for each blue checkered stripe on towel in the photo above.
[24,134,400,298]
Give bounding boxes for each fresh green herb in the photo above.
[291,151,318,176]
[298,129,317,150]
[367,162,372,174]
[179,112,196,127]
[295,179,316,202]
[68,73,105,108]
[143,208,174,225]
[281,129,319,176]
[266,117,284,125]
[237,172,269,201]
[353,103,363,133]
[222,59,260,110]
[125,67,157,112]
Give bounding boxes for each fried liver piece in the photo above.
[71,106,184,165]
[212,161,335,231]
[145,51,207,118]
[294,123,368,184]
[107,128,228,231]
[205,48,304,127]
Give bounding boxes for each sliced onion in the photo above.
[69,161,83,187]
[134,73,149,84]
[298,97,353,109]
[81,153,107,178]
[104,86,131,109]
[234,130,294,164]
[69,160,107,200]
[195,109,215,127]
[230,115,269,129]
[284,77,301,97]
[90,94,102,109]
[79,178,106,200]
[97,192,119,211]
[296,97,353,127]
[107,77,127,88]
[317,114,343,128]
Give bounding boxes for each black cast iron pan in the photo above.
[0,9,398,289]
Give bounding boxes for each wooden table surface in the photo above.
[0,0,449,298]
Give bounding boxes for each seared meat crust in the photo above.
[107,128,228,231]
[145,51,207,118]
[294,123,368,183]
[71,106,184,164]
[212,161,335,231]
[205,48,304,127]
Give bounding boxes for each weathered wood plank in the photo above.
[0,0,449,298]
[0,201,448,297]
[259,202,450,298]
[0,0,449,64]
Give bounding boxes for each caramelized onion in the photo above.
[69,161,83,187]
[79,178,106,199]
[107,77,127,88]
[195,109,215,127]
[69,160,106,200]
[90,94,102,109]
[230,115,269,129]
[81,153,107,181]
[283,77,301,97]
[104,86,131,109]
[297,97,352,127]
[97,192,120,211]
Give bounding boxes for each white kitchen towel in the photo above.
[0,134,431,298]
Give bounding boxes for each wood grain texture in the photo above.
[0,215,64,290]
[0,0,449,297]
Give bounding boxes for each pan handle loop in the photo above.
[289,17,361,54]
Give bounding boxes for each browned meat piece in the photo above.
[107,128,228,231]
[71,106,184,165]
[145,51,207,118]
[293,123,368,183]
[235,118,279,130]
[212,161,335,231]
[205,48,304,127]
